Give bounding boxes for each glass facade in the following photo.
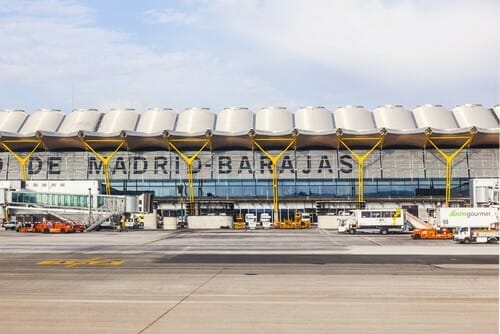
[110,177,471,199]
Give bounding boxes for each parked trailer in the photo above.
[454,222,499,244]
[338,209,405,234]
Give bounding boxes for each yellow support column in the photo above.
[425,133,474,207]
[0,139,42,180]
[252,137,296,222]
[338,135,385,207]
[167,138,211,211]
[82,139,126,195]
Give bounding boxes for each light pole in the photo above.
[88,188,92,226]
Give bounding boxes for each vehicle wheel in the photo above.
[60,229,65,233]
[413,234,420,239]
[464,238,471,244]
[381,229,388,235]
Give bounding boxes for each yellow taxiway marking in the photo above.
[38,257,123,267]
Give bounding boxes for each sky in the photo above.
[0,0,499,114]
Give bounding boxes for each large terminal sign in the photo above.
[0,149,492,180]
[0,150,371,180]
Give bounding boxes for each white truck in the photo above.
[454,222,499,244]
[301,213,312,227]
[338,208,405,234]
[245,213,258,230]
[438,207,499,229]
[260,213,272,229]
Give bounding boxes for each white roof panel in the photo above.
[215,107,253,133]
[255,107,293,133]
[0,109,28,133]
[136,108,176,133]
[58,108,101,133]
[333,105,375,130]
[98,108,139,133]
[19,109,64,134]
[175,107,215,133]
[373,105,416,130]
[295,106,334,132]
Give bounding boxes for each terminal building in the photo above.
[0,104,499,227]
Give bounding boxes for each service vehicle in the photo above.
[34,220,75,233]
[338,208,405,234]
[454,222,499,244]
[16,223,36,233]
[4,220,17,230]
[245,213,258,229]
[411,227,453,239]
[300,213,312,228]
[234,214,245,229]
[260,213,272,229]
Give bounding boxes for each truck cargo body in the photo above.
[338,209,405,234]
[438,207,499,229]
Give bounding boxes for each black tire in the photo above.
[44,228,50,233]
[60,229,65,233]
[464,238,471,244]
[381,229,388,235]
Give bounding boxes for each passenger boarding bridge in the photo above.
[1,189,149,230]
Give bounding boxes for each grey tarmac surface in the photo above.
[0,229,498,334]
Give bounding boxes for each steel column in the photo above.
[252,137,296,222]
[426,134,474,207]
[0,139,42,181]
[82,139,126,195]
[167,138,211,210]
[338,136,384,206]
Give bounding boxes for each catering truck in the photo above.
[338,208,405,234]
[438,207,499,229]
[454,222,499,244]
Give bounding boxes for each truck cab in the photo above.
[338,217,357,234]
[454,223,499,244]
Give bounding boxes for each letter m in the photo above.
[88,157,103,175]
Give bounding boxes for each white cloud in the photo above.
[210,0,500,86]
[0,0,498,112]
[144,8,198,25]
[0,1,281,112]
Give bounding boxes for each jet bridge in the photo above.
[2,190,145,231]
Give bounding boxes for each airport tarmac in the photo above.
[0,229,498,334]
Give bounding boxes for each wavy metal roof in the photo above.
[0,105,498,151]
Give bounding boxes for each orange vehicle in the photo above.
[34,221,76,233]
[16,223,36,233]
[411,227,453,240]
[72,223,86,233]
